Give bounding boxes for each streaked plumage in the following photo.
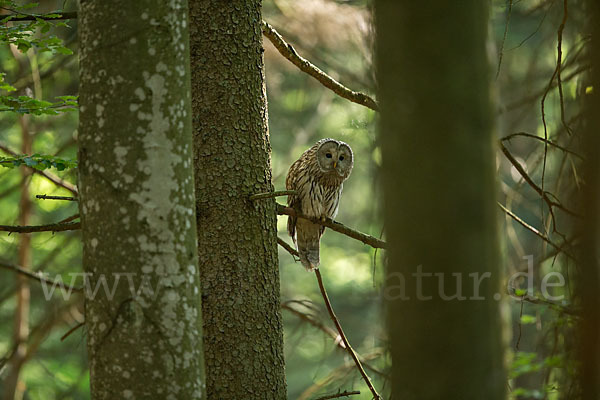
[286,138,354,270]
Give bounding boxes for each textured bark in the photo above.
[376,1,506,399]
[189,1,287,399]
[78,1,204,399]
[579,0,600,396]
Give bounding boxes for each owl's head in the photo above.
[315,139,354,179]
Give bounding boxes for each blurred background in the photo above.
[0,0,588,398]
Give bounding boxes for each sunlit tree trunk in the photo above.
[376,1,506,399]
[579,0,600,396]
[78,1,204,398]
[189,1,287,398]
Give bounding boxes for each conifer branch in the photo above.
[261,21,379,111]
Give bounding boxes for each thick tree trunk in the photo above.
[78,2,204,398]
[376,2,506,399]
[189,1,287,399]
[579,0,600,396]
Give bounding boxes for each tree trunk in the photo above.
[189,1,287,399]
[579,0,600,396]
[78,1,204,398]
[376,2,506,399]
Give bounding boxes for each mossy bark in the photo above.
[376,1,506,399]
[78,1,204,398]
[189,1,287,399]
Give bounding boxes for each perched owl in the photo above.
[286,138,354,270]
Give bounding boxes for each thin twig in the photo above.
[314,390,361,400]
[36,194,77,201]
[261,21,379,111]
[507,287,578,316]
[0,221,80,233]
[60,322,85,341]
[314,269,381,400]
[278,237,300,259]
[277,203,386,249]
[499,142,579,217]
[249,190,296,201]
[497,202,576,260]
[0,260,83,292]
[500,132,583,159]
[496,0,513,79]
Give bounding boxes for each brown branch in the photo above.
[315,269,381,399]
[261,21,379,111]
[281,302,343,347]
[499,142,580,218]
[277,203,386,249]
[36,194,77,201]
[0,221,80,233]
[60,321,85,341]
[500,132,583,159]
[497,202,576,260]
[314,390,361,400]
[249,190,296,201]
[282,300,389,379]
[0,260,83,292]
[278,237,300,259]
[1,11,77,22]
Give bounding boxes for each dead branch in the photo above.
[261,21,379,112]
[277,203,386,249]
[0,221,80,234]
[314,269,381,399]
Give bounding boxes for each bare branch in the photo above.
[277,203,386,249]
[314,269,381,399]
[278,237,300,259]
[36,194,77,201]
[497,202,576,260]
[501,132,583,159]
[0,260,82,292]
[314,390,361,400]
[0,221,80,234]
[261,21,379,112]
[499,141,580,218]
[249,190,296,201]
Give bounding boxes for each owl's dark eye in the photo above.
[326,153,332,158]
[339,156,344,161]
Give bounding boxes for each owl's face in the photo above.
[316,139,353,178]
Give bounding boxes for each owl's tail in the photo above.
[296,220,321,271]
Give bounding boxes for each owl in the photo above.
[286,138,354,270]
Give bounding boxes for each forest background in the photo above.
[0,0,591,399]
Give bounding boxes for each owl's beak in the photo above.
[333,161,337,168]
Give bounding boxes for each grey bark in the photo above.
[376,1,506,399]
[189,1,287,399]
[78,1,204,399]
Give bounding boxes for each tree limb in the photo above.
[0,260,82,292]
[261,21,379,111]
[315,269,381,399]
[277,203,386,249]
[0,221,80,233]
[249,190,296,201]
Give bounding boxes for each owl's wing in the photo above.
[286,161,301,244]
